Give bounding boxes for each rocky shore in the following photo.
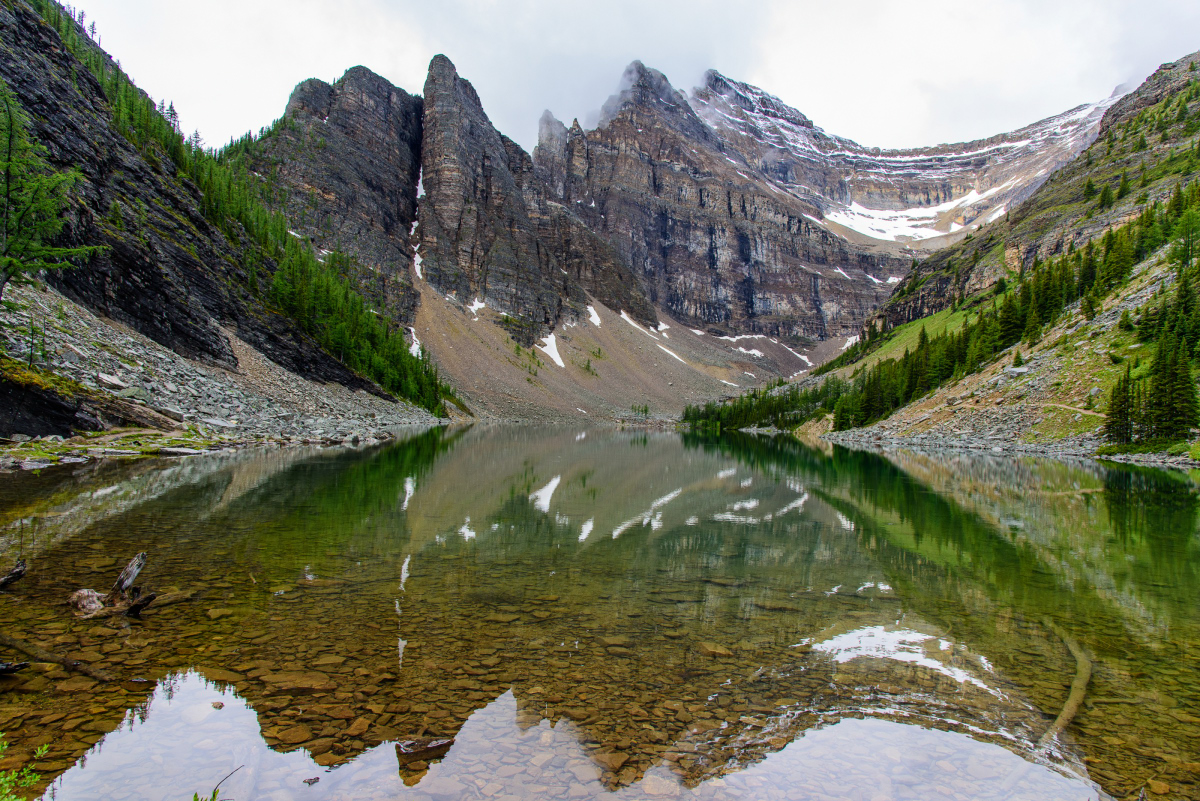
[0,284,440,471]
[823,428,1200,471]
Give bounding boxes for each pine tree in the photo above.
[0,77,98,303]
[1117,171,1132,200]
[1170,207,1200,271]
[1098,184,1115,210]
[1104,366,1134,444]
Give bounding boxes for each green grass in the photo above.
[852,305,974,373]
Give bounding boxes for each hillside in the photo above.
[878,52,1200,329]
[685,50,1200,463]
[0,0,450,433]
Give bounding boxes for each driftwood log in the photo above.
[105,552,146,605]
[0,661,29,674]
[78,588,196,620]
[0,631,114,682]
[999,617,1093,791]
[0,559,26,589]
[70,552,165,618]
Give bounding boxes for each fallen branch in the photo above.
[0,559,26,589]
[0,631,114,682]
[999,617,1093,792]
[1037,617,1092,748]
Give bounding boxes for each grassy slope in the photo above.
[792,55,1200,445]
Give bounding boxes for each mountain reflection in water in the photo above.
[0,426,1195,799]
[44,671,1098,801]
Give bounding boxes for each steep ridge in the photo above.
[238,66,424,323]
[535,62,906,342]
[0,1,371,386]
[692,70,1117,248]
[877,51,1200,329]
[534,62,1112,342]
[418,55,654,345]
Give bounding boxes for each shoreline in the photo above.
[822,429,1200,471]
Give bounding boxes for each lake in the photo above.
[1,427,1198,800]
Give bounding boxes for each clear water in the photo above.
[0,427,1197,800]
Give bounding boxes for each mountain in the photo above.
[691,70,1117,248]
[875,52,1200,329]
[533,62,1114,341]
[0,0,1154,432]
[240,66,425,323]
[0,0,450,440]
[417,55,655,345]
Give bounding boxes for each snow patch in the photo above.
[735,347,764,358]
[408,327,422,358]
[587,305,602,326]
[690,329,706,336]
[620,311,658,339]
[841,336,860,351]
[657,344,687,364]
[467,298,486,317]
[579,519,594,542]
[536,334,565,368]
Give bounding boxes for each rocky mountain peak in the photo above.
[596,61,712,141]
[419,55,655,343]
[701,69,814,130]
[250,65,424,321]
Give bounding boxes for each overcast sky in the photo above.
[74,0,1200,153]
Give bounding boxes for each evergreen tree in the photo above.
[1023,293,1042,344]
[0,77,98,303]
[1098,184,1114,210]
[1170,207,1200,271]
[1104,366,1134,444]
[1117,171,1132,200]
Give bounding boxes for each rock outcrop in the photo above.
[245,66,424,322]
[0,2,375,389]
[534,62,907,341]
[418,55,653,344]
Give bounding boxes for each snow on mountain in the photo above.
[689,71,1122,248]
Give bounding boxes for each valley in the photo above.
[3,2,1200,800]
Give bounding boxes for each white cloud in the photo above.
[73,0,1199,153]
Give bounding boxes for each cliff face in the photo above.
[0,2,375,387]
[418,55,652,343]
[691,70,1115,244]
[246,67,424,322]
[534,62,905,341]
